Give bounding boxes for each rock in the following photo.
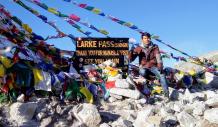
[185,89,206,103]
[60,105,73,116]
[54,119,68,127]
[67,115,73,121]
[204,108,218,124]
[111,118,132,127]
[160,107,175,118]
[109,88,141,99]
[177,111,196,127]
[9,102,37,124]
[193,101,207,116]
[161,115,178,126]
[19,120,40,127]
[180,99,189,105]
[133,106,155,127]
[51,101,58,108]
[36,112,46,121]
[115,79,131,89]
[48,108,55,116]
[73,103,101,127]
[198,119,218,127]
[40,116,52,127]
[205,72,218,88]
[206,98,218,107]
[56,105,62,114]
[100,111,120,122]
[204,91,217,99]
[136,104,143,110]
[35,98,49,114]
[166,102,175,112]
[108,97,117,103]
[100,123,110,127]
[115,110,136,122]
[16,94,25,103]
[71,120,85,127]
[173,103,183,112]
[110,93,123,100]
[183,104,194,114]
[125,113,136,122]
[146,115,162,126]
[123,103,135,110]
[138,98,147,104]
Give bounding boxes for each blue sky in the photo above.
[1,0,218,67]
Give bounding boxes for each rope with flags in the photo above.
[24,0,110,37]
[14,0,91,37]
[62,0,145,34]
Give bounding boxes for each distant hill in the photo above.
[174,51,218,73]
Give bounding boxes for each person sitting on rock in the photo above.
[129,32,169,99]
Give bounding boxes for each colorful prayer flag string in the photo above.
[63,0,145,34]
[14,0,89,38]
[160,50,188,62]
[25,0,109,37]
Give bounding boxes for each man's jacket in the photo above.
[129,43,163,70]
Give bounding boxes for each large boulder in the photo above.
[205,98,218,108]
[133,106,155,127]
[40,117,52,127]
[193,101,207,116]
[204,108,218,124]
[73,103,101,127]
[115,79,131,89]
[177,111,196,127]
[9,102,37,125]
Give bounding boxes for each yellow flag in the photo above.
[0,56,14,68]
[92,8,101,14]
[80,87,93,103]
[0,64,5,77]
[152,86,163,94]
[48,8,59,15]
[33,68,44,85]
[99,29,109,35]
[189,69,196,76]
[124,22,133,27]
[22,24,32,33]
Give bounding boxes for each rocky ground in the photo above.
[1,84,218,127]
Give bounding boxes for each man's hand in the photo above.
[133,46,142,54]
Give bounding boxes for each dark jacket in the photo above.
[129,43,163,71]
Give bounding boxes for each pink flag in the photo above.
[69,14,80,22]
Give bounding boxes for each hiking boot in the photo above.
[164,91,170,98]
[163,92,170,103]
